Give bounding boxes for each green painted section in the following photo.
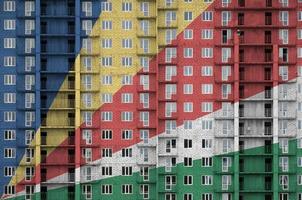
[6,139,302,200]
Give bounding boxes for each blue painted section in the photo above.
[0,0,105,196]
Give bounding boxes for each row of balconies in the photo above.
[214,0,295,9]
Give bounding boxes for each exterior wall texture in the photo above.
[1,0,302,200]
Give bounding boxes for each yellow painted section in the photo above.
[9,0,211,187]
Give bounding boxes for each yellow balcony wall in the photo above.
[40,130,70,146]
[42,111,75,127]
[158,0,179,10]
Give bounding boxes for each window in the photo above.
[279,175,289,190]
[140,2,149,17]
[122,130,133,140]
[122,38,132,48]
[298,29,302,40]
[102,20,112,30]
[4,19,16,30]
[4,130,16,140]
[24,1,34,17]
[101,2,112,12]
[222,48,231,62]
[4,93,16,104]
[82,1,92,16]
[121,75,133,85]
[3,1,15,11]
[202,84,213,94]
[122,148,132,157]
[222,11,231,26]
[121,184,133,194]
[183,66,193,76]
[82,93,92,108]
[184,29,193,39]
[201,157,213,167]
[201,48,213,58]
[166,29,177,44]
[102,148,112,157]
[82,75,92,90]
[101,166,112,176]
[122,57,132,67]
[165,11,177,26]
[298,157,302,167]
[279,11,289,26]
[222,0,231,7]
[201,66,213,76]
[121,93,133,103]
[25,20,35,35]
[140,184,149,199]
[184,120,193,129]
[101,184,112,194]
[201,175,213,185]
[4,111,16,122]
[4,56,16,67]
[298,175,302,185]
[122,166,132,176]
[101,111,112,121]
[101,75,112,85]
[4,185,15,195]
[25,166,34,181]
[299,11,302,21]
[184,157,193,167]
[122,20,132,30]
[101,93,112,103]
[202,102,213,112]
[202,11,213,21]
[298,48,302,58]
[122,2,132,12]
[101,38,112,48]
[82,185,92,199]
[82,130,92,144]
[121,111,133,122]
[4,148,16,158]
[4,38,15,48]
[4,75,16,85]
[184,139,192,148]
[140,39,150,53]
[25,130,34,145]
[4,166,15,177]
[101,129,112,140]
[279,29,289,44]
[184,48,193,58]
[222,175,232,190]
[25,38,35,53]
[202,193,213,200]
[183,84,193,94]
[202,29,213,39]
[101,56,112,67]
[25,56,35,72]
[25,111,35,127]
[165,175,176,190]
[184,102,193,112]
[279,66,288,81]
[184,11,193,21]
[201,139,212,149]
[184,176,193,185]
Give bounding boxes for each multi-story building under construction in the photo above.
[1,0,302,200]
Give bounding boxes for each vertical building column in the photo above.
[233,30,240,200]
[155,0,159,199]
[272,44,279,200]
[75,0,81,199]
[35,1,41,199]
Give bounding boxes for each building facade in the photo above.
[1,0,302,200]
